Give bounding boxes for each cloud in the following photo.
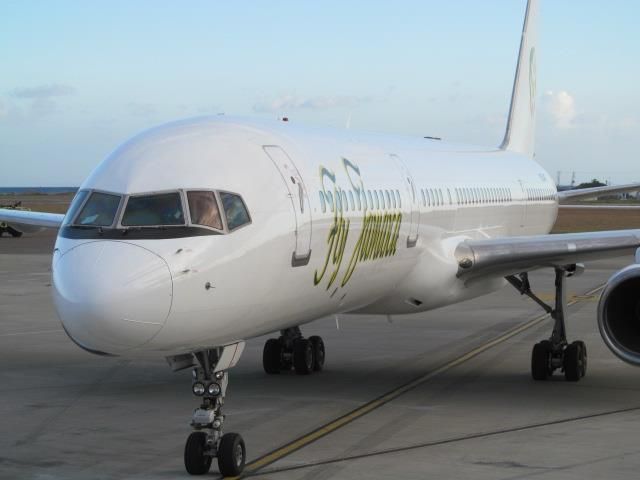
[544,90,576,128]
[253,94,373,113]
[11,83,76,99]
[7,83,76,119]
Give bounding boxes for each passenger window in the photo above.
[63,190,89,226]
[326,191,334,212]
[122,192,184,226]
[219,192,251,230]
[319,191,326,213]
[187,191,223,229]
[76,191,121,227]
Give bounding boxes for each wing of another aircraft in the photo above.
[558,183,640,203]
[455,230,640,281]
[0,208,65,229]
[559,205,640,210]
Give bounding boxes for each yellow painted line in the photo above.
[229,283,605,479]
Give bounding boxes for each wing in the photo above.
[455,230,640,281]
[558,183,640,203]
[0,208,65,229]
[558,205,640,211]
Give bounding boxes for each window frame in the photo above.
[70,189,125,228]
[67,187,252,234]
[185,189,226,232]
[63,189,91,226]
[118,189,188,229]
[216,189,252,232]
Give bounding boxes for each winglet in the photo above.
[500,0,539,158]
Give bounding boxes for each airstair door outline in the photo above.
[390,154,419,247]
[263,145,312,266]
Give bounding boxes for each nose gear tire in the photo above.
[184,431,212,475]
[217,432,246,477]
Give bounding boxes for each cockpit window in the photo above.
[187,191,223,230]
[75,192,121,226]
[219,192,250,230]
[63,190,89,226]
[121,192,184,226]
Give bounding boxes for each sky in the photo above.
[1,0,638,186]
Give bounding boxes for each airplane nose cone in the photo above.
[53,241,173,354]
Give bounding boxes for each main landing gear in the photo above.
[507,266,587,382]
[263,327,325,375]
[178,345,247,476]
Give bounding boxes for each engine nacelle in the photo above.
[598,264,640,365]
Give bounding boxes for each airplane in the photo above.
[2,0,640,476]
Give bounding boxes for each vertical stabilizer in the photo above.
[500,0,538,157]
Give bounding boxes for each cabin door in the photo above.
[390,154,419,247]
[263,145,312,266]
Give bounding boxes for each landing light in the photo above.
[192,382,205,396]
[208,382,221,396]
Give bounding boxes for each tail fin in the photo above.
[500,0,538,157]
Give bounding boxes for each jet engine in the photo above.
[598,264,640,365]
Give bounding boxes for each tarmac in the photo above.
[2,231,640,479]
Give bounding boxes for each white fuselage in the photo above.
[52,117,558,355]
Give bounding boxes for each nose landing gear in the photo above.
[263,327,325,375]
[175,344,247,476]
